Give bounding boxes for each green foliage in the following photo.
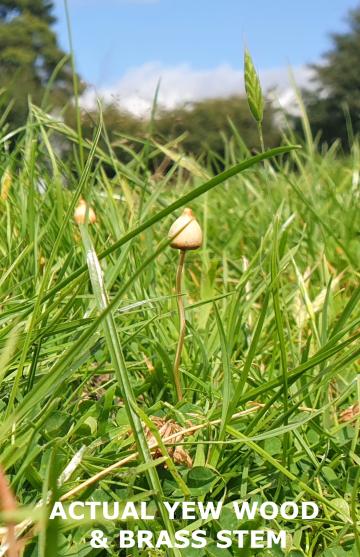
[0,0,80,128]
[0,101,358,556]
[300,6,360,146]
[66,102,145,164]
[0,0,56,22]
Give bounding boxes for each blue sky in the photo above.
[53,0,360,114]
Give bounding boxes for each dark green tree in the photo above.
[75,96,280,168]
[302,6,360,146]
[0,0,79,128]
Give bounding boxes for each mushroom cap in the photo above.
[168,208,202,250]
[74,199,96,225]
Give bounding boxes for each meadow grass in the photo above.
[0,101,359,557]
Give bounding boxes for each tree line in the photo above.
[1,0,360,154]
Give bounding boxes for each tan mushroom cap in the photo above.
[168,208,202,250]
[74,198,96,225]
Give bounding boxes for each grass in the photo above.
[0,99,359,557]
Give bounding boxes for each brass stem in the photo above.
[173,249,186,401]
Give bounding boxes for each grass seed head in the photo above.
[168,207,202,251]
[74,198,96,225]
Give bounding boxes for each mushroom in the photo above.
[74,198,96,225]
[168,208,202,401]
[168,208,202,250]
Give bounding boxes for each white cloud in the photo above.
[81,62,315,117]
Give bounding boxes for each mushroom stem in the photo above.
[173,249,186,401]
